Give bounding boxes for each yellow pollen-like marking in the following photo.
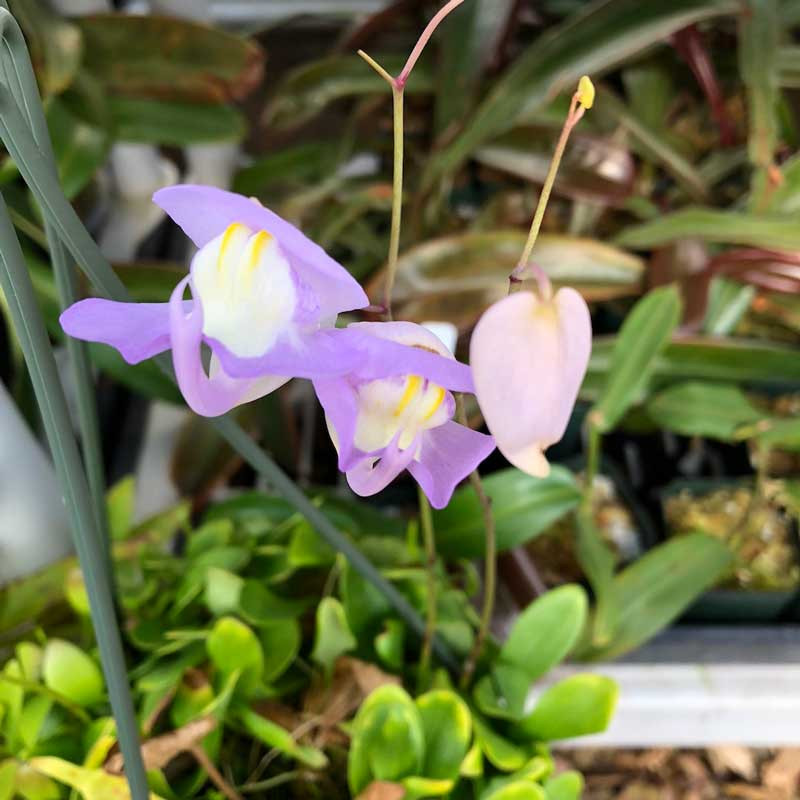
[421,386,446,421]
[394,375,422,417]
[245,230,273,276]
[217,223,246,273]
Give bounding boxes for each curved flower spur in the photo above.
[314,322,495,509]
[60,185,369,416]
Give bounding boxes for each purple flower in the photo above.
[60,185,369,416]
[314,321,495,509]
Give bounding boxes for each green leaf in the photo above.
[0,761,16,800]
[42,640,104,707]
[260,619,301,683]
[109,97,245,145]
[106,476,135,541]
[481,781,546,800]
[501,585,588,683]
[514,674,618,741]
[739,0,780,186]
[476,586,589,720]
[592,285,682,431]
[433,467,581,558]
[374,619,405,671]
[19,695,53,750]
[472,716,529,772]
[646,381,763,441]
[402,776,455,799]
[578,533,733,661]
[13,764,60,800]
[288,521,335,567]
[434,0,515,133]
[575,510,617,647]
[265,54,432,129]
[8,0,82,96]
[238,579,307,624]
[233,141,340,197]
[47,97,108,201]
[702,278,755,336]
[29,757,165,799]
[311,597,356,677]
[77,15,264,103]
[585,336,800,395]
[416,690,472,780]
[348,685,425,795]
[615,208,800,250]
[236,707,328,768]
[206,617,264,697]
[544,771,584,800]
[203,568,243,617]
[342,564,393,636]
[426,0,736,180]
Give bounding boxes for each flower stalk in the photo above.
[510,76,595,289]
[358,0,465,318]
[417,484,437,687]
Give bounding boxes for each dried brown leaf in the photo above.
[106,716,216,774]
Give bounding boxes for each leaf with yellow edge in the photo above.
[28,758,166,800]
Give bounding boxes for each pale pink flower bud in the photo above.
[469,281,591,477]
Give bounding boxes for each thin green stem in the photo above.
[417,484,437,686]
[457,397,496,689]
[357,50,405,319]
[385,83,404,319]
[513,79,593,282]
[584,418,602,508]
[516,98,584,274]
[0,195,148,800]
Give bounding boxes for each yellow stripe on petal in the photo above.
[394,375,422,416]
[217,223,247,274]
[243,230,273,284]
[421,386,446,421]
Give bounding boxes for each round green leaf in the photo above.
[544,771,584,800]
[206,617,264,698]
[515,674,618,741]
[416,690,472,780]
[482,781,546,800]
[42,640,104,707]
[348,686,425,795]
[311,598,356,677]
[500,584,588,687]
[261,619,301,683]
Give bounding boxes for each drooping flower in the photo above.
[469,272,591,478]
[60,185,369,416]
[314,322,495,509]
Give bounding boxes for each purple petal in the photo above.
[340,323,475,392]
[208,326,364,380]
[153,185,368,317]
[169,277,283,417]
[60,298,179,364]
[345,434,419,498]
[408,421,495,509]
[313,377,363,471]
